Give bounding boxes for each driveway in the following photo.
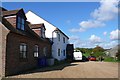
[8,61,118,78]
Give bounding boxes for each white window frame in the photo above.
[34,45,39,57]
[20,43,27,59]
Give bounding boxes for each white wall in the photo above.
[52,31,69,61]
[26,11,56,39]
[26,11,69,61]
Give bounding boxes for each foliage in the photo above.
[75,46,105,58]
[92,45,104,53]
[92,46,105,58]
[74,47,93,57]
[104,57,118,62]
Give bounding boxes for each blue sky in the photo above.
[2,1,119,49]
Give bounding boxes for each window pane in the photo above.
[34,45,39,57]
[18,16,21,23]
[21,24,24,30]
[20,43,27,59]
[58,34,60,41]
[58,49,60,56]
[22,18,24,24]
[34,52,38,57]
[63,50,65,56]
[17,23,21,29]
[24,45,26,51]
[20,45,23,51]
[23,52,26,58]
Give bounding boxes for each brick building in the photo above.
[0,8,52,77]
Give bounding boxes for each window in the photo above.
[41,28,45,38]
[63,50,65,56]
[43,47,47,56]
[58,49,60,56]
[34,45,39,57]
[63,37,65,43]
[20,43,27,58]
[17,16,25,30]
[58,34,60,41]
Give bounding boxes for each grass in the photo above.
[104,57,120,62]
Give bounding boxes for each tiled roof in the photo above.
[29,23,46,30]
[3,9,20,17]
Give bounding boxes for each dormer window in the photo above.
[17,16,25,30]
[41,28,45,38]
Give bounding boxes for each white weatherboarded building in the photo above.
[26,11,69,61]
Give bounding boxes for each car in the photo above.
[73,51,82,60]
[88,56,96,61]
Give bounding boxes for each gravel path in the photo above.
[7,61,118,78]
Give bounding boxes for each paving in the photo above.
[7,61,118,78]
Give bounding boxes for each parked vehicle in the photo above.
[73,51,82,60]
[88,56,96,61]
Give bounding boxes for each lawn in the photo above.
[104,57,120,62]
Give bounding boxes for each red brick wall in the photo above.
[5,32,51,76]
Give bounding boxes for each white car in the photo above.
[73,51,82,60]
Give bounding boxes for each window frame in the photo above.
[19,43,27,59]
[34,45,39,58]
[63,37,65,43]
[63,50,66,56]
[58,34,60,41]
[17,16,25,30]
[58,49,60,56]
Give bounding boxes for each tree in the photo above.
[92,45,105,57]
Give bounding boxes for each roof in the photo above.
[29,23,46,30]
[1,8,51,44]
[55,28,69,39]
[26,11,69,39]
[2,17,53,45]
[3,9,19,17]
[0,7,7,11]
[2,8,27,20]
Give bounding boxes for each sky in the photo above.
[2,0,119,49]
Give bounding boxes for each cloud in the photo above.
[99,41,118,49]
[69,28,85,32]
[89,35,102,43]
[91,0,118,21]
[110,29,120,40]
[79,20,105,29]
[70,0,118,32]
[69,35,80,41]
[69,35,118,49]
[103,31,107,36]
